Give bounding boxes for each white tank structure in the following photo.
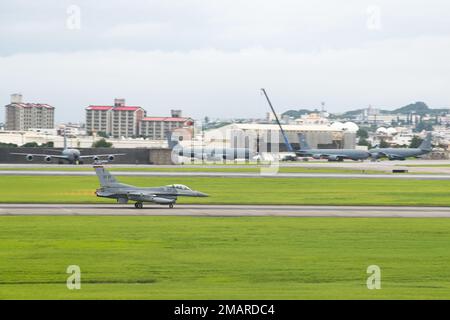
[376,127,388,135]
[327,122,359,148]
[343,122,359,132]
[330,121,345,131]
[386,127,398,136]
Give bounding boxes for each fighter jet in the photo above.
[11,134,125,164]
[94,165,208,208]
[296,133,370,161]
[369,132,433,160]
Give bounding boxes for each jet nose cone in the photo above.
[196,191,209,197]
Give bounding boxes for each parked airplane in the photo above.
[260,88,370,161]
[94,165,208,208]
[169,134,253,161]
[11,135,125,164]
[369,132,433,160]
[297,133,370,161]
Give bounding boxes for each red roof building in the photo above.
[140,116,193,140]
[85,99,145,137]
[86,100,193,140]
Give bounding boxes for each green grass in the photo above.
[1,175,450,206]
[1,216,450,299]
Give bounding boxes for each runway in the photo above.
[1,169,450,180]
[1,204,450,217]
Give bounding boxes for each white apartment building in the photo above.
[5,94,55,131]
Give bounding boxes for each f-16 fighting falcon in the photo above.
[11,134,125,164]
[94,165,209,208]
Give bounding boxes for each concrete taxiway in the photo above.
[1,159,450,174]
[1,204,450,217]
[0,170,450,180]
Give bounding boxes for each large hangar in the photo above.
[203,123,357,152]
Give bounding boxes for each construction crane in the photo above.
[260,88,294,153]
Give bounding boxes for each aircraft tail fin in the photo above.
[94,166,118,187]
[63,131,67,150]
[419,132,432,151]
[167,132,179,149]
[297,133,311,150]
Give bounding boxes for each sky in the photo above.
[1,0,450,122]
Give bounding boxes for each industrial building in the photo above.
[4,94,55,131]
[203,123,357,152]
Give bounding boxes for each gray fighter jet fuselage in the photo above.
[94,166,208,208]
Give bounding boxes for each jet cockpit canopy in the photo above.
[167,184,192,191]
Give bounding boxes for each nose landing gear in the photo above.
[169,203,174,209]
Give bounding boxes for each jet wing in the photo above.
[79,153,126,159]
[126,191,176,204]
[127,190,175,197]
[10,153,70,160]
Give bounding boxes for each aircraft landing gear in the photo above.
[169,203,174,209]
[134,202,143,209]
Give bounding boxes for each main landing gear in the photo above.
[134,202,143,209]
[134,202,175,209]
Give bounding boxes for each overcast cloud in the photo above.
[1,0,449,122]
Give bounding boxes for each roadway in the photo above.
[2,204,450,217]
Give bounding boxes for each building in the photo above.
[294,112,330,125]
[85,105,113,135]
[4,94,55,131]
[57,123,87,137]
[85,98,146,138]
[111,106,146,138]
[204,123,357,152]
[140,111,194,140]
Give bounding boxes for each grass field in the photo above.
[1,216,450,299]
[1,175,450,206]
